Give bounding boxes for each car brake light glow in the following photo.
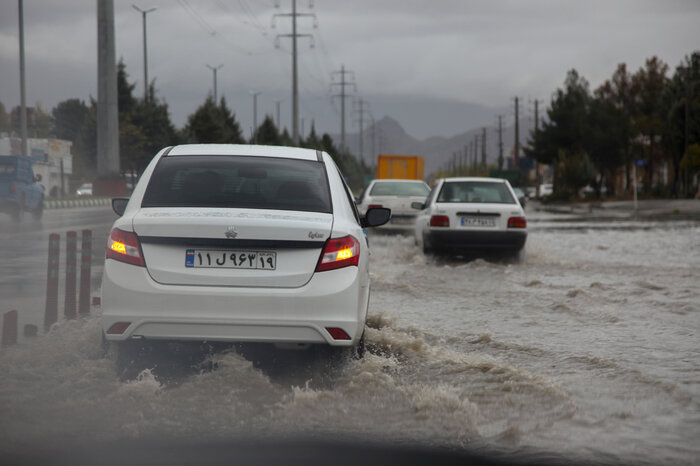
[367,204,383,209]
[430,215,450,227]
[316,235,360,272]
[507,216,527,228]
[325,327,351,340]
[106,228,145,266]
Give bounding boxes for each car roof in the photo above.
[165,144,320,161]
[370,179,427,183]
[441,177,507,183]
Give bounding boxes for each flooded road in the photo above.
[0,205,698,464]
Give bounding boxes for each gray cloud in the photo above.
[1,0,698,139]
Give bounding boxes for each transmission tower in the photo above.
[272,0,316,144]
[331,65,356,152]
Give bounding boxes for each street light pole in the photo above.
[18,0,28,156]
[132,5,156,101]
[206,64,223,102]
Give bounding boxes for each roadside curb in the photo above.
[44,198,111,210]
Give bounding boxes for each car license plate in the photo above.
[390,216,413,225]
[185,249,276,270]
[460,216,495,227]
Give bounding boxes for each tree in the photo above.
[129,83,179,170]
[595,63,634,192]
[52,98,90,142]
[663,52,700,197]
[10,104,52,138]
[255,116,281,145]
[0,102,10,133]
[184,96,244,144]
[630,57,670,192]
[526,70,593,195]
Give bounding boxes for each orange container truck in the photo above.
[376,154,424,180]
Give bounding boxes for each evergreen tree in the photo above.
[184,96,244,144]
[663,52,700,196]
[0,102,11,133]
[255,115,282,145]
[52,98,90,142]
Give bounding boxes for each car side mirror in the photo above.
[411,201,425,210]
[361,207,391,228]
[112,198,129,216]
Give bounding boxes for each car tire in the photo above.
[32,198,44,220]
[422,233,433,254]
[11,198,24,222]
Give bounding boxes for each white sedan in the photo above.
[413,177,527,258]
[101,144,390,371]
[356,179,430,231]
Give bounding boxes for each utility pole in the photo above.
[18,0,28,157]
[206,64,223,102]
[331,65,356,152]
[132,5,156,101]
[473,135,479,171]
[514,97,520,170]
[353,98,370,163]
[273,0,316,145]
[481,127,487,168]
[497,115,504,170]
[96,0,122,194]
[369,113,376,166]
[250,91,261,143]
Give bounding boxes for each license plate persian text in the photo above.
[460,216,495,227]
[185,249,276,270]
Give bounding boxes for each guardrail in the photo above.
[44,198,111,209]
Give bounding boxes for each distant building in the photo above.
[0,136,73,197]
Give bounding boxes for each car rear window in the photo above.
[141,155,332,213]
[369,181,430,196]
[437,181,516,204]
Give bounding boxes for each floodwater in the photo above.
[0,208,698,464]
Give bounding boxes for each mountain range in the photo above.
[334,115,537,178]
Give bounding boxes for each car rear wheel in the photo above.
[11,198,24,222]
[32,198,44,220]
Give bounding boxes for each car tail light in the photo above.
[9,183,16,194]
[430,215,450,227]
[507,216,527,228]
[368,204,383,209]
[106,322,131,335]
[325,327,351,340]
[316,235,360,272]
[106,228,145,266]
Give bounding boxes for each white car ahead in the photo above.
[356,179,430,231]
[101,144,390,370]
[413,177,527,258]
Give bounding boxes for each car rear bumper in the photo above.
[101,260,368,346]
[425,229,527,252]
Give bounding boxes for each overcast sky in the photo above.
[0,0,698,139]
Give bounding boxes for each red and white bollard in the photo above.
[64,231,77,319]
[79,229,92,315]
[2,310,18,348]
[44,233,60,331]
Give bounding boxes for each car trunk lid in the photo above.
[133,207,332,288]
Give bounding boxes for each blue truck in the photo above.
[0,155,44,221]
